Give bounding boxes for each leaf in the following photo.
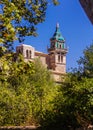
[0,38,4,43]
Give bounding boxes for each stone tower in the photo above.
[47,23,68,81]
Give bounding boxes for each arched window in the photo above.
[18,48,23,54]
[18,49,21,53]
[58,55,60,62]
[52,42,55,48]
[26,50,28,58]
[61,56,63,62]
[29,50,32,58]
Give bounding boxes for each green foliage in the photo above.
[1,41,93,129]
[78,43,93,77]
[0,0,60,125]
[41,74,93,130]
[0,0,47,48]
[41,44,93,130]
[0,80,34,126]
[25,59,58,122]
[52,0,59,5]
[0,0,59,51]
[0,54,35,125]
[0,55,57,126]
[60,75,93,128]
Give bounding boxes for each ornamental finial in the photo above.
[56,23,59,28]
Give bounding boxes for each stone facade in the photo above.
[16,24,68,82]
[79,0,93,24]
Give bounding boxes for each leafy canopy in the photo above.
[78,44,93,77]
[0,0,59,51]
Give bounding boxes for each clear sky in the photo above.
[15,0,93,71]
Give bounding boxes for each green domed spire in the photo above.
[52,23,65,41]
[49,23,66,50]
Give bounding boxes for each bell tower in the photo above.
[48,23,68,81]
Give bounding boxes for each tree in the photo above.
[0,0,60,126]
[41,44,93,130]
[78,43,93,77]
[0,0,59,51]
[0,57,58,126]
[27,59,58,121]
[42,74,93,130]
[50,44,93,129]
[60,75,93,129]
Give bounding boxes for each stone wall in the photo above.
[0,126,93,130]
[75,125,93,130]
[0,126,40,130]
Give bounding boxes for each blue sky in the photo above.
[15,0,93,71]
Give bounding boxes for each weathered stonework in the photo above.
[16,24,68,82]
